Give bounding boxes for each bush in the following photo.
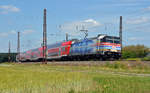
[68,88,75,93]
[104,62,128,69]
[122,45,149,59]
[126,58,141,61]
[0,53,17,63]
[142,56,150,61]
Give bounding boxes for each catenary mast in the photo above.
[119,16,123,57]
[42,9,47,64]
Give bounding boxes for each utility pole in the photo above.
[8,41,11,62]
[119,16,123,57]
[66,33,68,41]
[17,32,20,62]
[43,8,47,64]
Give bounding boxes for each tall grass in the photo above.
[101,61,150,73]
[0,62,150,93]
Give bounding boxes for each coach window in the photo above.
[62,47,66,51]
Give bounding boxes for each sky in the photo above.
[0,0,150,52]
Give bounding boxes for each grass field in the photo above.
[0,61,150,93]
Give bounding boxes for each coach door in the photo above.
[61,46,66,56]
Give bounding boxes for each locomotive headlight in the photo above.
[112,50,117,52]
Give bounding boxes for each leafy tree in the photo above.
[0,53,17,63]
[122,45,149,59]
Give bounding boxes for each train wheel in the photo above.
[109,58,115,61]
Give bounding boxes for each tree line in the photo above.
[122,45,150,60]
[0,53,17,63]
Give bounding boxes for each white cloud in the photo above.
[22,29,35,35]
[84,19,101,27]
[0,30,17,37]
[60,19,102,36]
[0,5,20,14]
[0,32,8,37]
[128,37,144,41]
[119,0,148,3]
[128,37,138,41]
[126,17,149,24]
[10,30,17,34]
[143,6,150,11]
[0,29,35,37]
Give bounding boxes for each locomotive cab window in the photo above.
[101,36,120,44]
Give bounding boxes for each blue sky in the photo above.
[0,0,150,52]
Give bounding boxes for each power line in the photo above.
[80,25,88,39]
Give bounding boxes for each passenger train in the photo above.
[16,34,121,61]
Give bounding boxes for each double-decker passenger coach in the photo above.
[16,34,121,62]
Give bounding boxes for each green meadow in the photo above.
[0,62,150,93]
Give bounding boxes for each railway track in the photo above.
[20,61,150,66]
